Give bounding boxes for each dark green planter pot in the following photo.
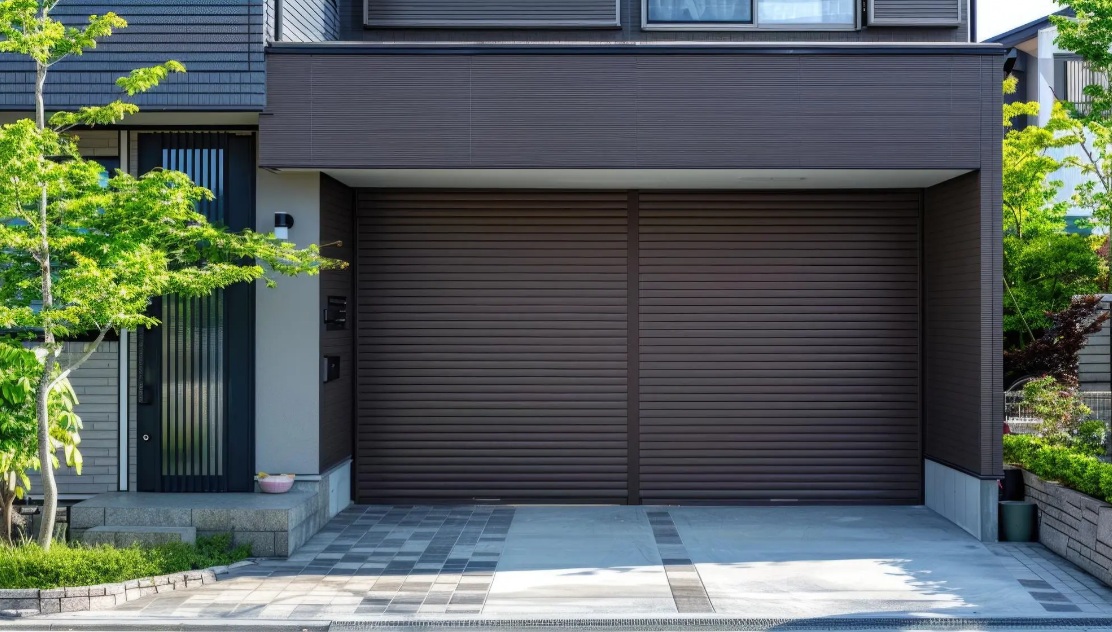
[999,500,1038,542]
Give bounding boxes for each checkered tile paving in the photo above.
[992,542,1112,614]
[111,505,515,618]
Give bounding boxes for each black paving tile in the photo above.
[1042,603,1083,612]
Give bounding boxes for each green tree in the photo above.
[1053,2,1112,285]
[0,341,79,543]
[1003,77,1101,346]
[0,0,339,549]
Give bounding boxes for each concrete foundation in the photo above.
[925,458,999,542]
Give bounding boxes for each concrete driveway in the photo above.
[28,505,1112,626]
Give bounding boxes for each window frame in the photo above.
[641,0,860,31]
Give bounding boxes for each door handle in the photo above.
[142,434,150,442]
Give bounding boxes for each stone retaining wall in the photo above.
[1020,468,1112,586]
[0,561,251,618]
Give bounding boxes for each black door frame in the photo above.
[135,132,257,493]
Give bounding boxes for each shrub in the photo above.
[0,534,250,589]
[1016,375,1108,456]
[1074,420,1109,457]
[1005,295,1110,387]
[1004,434,1112,502]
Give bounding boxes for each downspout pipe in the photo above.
[969,0,978,42]
[272,0,282,42]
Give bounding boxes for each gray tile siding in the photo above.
[0,0,265,111]
[42,342,122,498]
[1079,297,1111,393]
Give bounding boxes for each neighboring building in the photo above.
[989,15,1112,399]
[1,0,1005,544]
[987,9,1091,216]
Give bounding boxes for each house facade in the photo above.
[1,0,1004,543]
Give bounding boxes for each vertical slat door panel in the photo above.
[158,133,228,492]
[637,191,922,504]
[140,133,236,493]
[355,191,630,503]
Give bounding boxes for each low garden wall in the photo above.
[0,561,251,618]
[1019,467,1112,586]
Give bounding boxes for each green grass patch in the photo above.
[1004,433,1112,503]
[0,534,250,589]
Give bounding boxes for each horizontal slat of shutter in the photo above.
[868,0,961,26]
[365,0,619,27]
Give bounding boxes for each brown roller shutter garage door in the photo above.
[356,191,631,503]
[637,192,922,504]
[356,190,921,504]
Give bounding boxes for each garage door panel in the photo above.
[357,189,920,504]
[356,190,629,503]
[638,190,921,505]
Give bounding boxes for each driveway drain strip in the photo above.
[645,510,714,614]
[332,617,1112,631]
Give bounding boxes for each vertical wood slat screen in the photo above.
[159,133,229,493]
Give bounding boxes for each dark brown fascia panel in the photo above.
[260,49,1002,172]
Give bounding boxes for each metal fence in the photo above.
[1005,391,1112,435]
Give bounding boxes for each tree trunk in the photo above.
[33,51,59,550]
[1,487,14,544]
[34,360,57,549]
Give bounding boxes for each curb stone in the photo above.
[0,618,328,631]
[0,560,253,618]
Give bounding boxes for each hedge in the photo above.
[0,534,249,589]
[1004,434,1112,503]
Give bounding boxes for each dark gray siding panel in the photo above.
[638,191,922,504]
[1079,297,1111,392]
[869,0,961,26]
[920,57,1003,479]
[338,0,365,39]
[366,0,619,28]
[355,190,630,503]
[981,53,1004,477]
[923,173,981,474]
[261,52,989,170]
[269,0,341,41]
[923,169,1001,477]
[0,0,265,110]
[320,174,355,472]
[352,0,969,42]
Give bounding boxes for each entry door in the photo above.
[136,133,256,492]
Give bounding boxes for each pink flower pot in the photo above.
[258,475,295,494]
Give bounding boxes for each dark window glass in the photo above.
[647,0,753,23]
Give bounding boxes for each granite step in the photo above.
[79,525,197,547]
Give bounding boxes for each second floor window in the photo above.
[647,0,856,26]
[1058,56,1109,116]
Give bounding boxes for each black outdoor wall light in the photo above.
[274,212,294,240]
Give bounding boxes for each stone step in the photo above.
[79,526,197,547]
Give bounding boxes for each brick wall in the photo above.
[43,342,121,498]
[1021,468,1112,586]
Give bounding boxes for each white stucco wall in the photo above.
[256,170,323,475]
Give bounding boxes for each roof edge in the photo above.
[984,8,1074,46]
[266,42,1007,56]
